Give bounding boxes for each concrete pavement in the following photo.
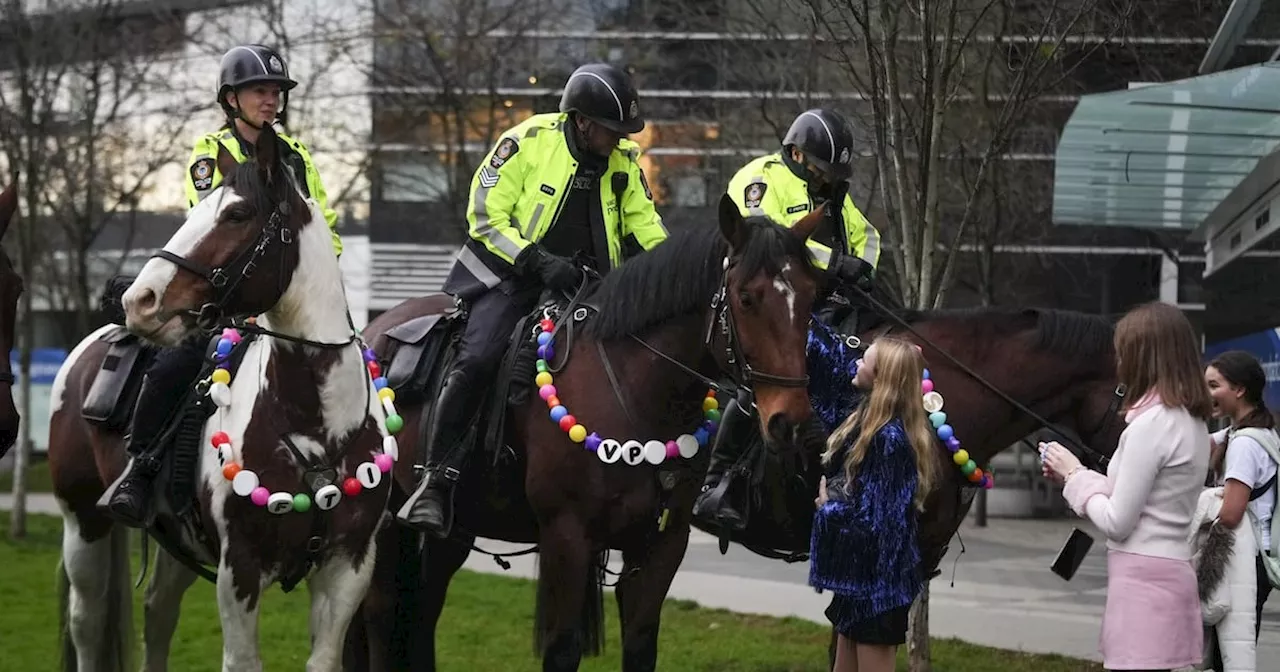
[6,491,1277,664]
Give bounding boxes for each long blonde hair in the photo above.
[822,336,940,510]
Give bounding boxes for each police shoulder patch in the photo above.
[490,137,519,170]
[190,157,214,191]
[744,181,767,208]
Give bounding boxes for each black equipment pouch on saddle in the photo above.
[383,310,458,397]
[82,326,157,431]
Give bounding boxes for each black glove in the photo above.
[99,274,136,324]
[828,251,873,289]
[516,245,579,293]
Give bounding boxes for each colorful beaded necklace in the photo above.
[921,367,992,489]
[532,317,721,465]
[206,322,404,514]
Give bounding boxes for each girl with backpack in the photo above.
[1204,350,1279,668]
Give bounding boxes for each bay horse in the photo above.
[690,303,1127,663]
[48,125,393,671]
[343,196,828,671]
[0,177,22,457]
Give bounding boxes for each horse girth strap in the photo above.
[845,283,1116,470]
[0,371,12,384]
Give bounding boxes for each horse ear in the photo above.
[0,174,18,240]
[215,142,238,184]
[254,123,281,187]
[790,201,825,241]
[717,192,747,250]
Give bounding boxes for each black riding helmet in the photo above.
[559,63,644,134]
[782,108,856,182]
[216,45,298,121]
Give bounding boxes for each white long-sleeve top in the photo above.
[1064,399,1211,560]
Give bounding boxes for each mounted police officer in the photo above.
[692,107,881,531]
[99,44,345,528]
[397,63,669,538]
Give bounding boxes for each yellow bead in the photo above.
[702,397,719,412]
[568,424,587,442]
[953,449,969,465]
[535,371,553,387]
[378,387,395,402]
[211,368,231,385]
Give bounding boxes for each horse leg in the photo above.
[414,531,474,671]
[305,541,379,672]
[141,547,198,672]
[215,551,264,672]
[614,523,692,672]
[536,512,602,672]
[57,505,135,672]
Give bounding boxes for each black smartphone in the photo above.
[1050,527,1094,581]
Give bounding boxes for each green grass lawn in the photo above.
[0,514,1103,671]
[0,457,53,493]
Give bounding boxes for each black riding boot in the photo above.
[397,370,478,538]
[98,374,171,528]
[691,398,755,531]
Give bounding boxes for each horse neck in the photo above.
[614,312,716,423]
[256,201,350,344]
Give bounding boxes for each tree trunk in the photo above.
[907,584,931,671]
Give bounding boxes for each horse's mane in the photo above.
[584,217,811,340]
[898,306,1115,360]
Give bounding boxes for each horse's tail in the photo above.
[57,524,135,672]
[533,549,606,659]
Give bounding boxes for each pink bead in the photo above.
[250,487,270,506]
[222,327,242,344]
[665,441,679,458]
[375,453,394,473]
[539,384,557,400]
[921,379,934,394]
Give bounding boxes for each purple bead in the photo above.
[705,420,719,434]
[363,349,377,362]
[585,432,602,452]
[946,437,961,451]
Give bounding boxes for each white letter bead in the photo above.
[356,461,382,489]
[643,440,666,465]
[676,434,699,459]
[597,439,623,464]
[315,484,342,510]
[621,440,645,466]
[267,492,294,514]
[382,435,399,461]
[231,469,260,496]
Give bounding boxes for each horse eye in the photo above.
[738,290,754,308]
[222,206,252,223]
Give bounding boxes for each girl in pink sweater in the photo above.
[1042,301,1212,671]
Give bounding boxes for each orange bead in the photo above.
[968,468,984,483]
[547,396,560,408]
[222,462,242,480]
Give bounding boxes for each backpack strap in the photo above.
[1228,428,1280,588]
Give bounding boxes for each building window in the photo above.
[380,154,449,203]
[667,174,707,207]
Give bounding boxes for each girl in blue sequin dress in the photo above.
[809,335,940,671]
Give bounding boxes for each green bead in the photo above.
[929,411,946,428]
[961,460,977,475]
[704,408,721,422]
[385,413,404,434]
[292,493,312,512]
[536,360,548,373]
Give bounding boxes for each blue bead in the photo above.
[922,368,930,380]
[373,376,388,390]
[937,424,954,441]
[550,405,567,422]
[694,428,709,446]
[216,338,232,356]
[536,332,552,346]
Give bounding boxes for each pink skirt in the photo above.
[1101,549,1203,670]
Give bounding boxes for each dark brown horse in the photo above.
[48,125,393,671]
[0,177,23,456]
[343,197,828,671]
[691,304,1127,664]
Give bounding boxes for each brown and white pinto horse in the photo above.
[48,125,391,671]
[0,178,22,457]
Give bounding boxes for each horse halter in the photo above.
[705,256,810,391]
[154,198,293,332]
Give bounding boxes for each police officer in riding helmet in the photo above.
[99,44,345,528]
[396,63,669,538]
[692,108,882,532]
